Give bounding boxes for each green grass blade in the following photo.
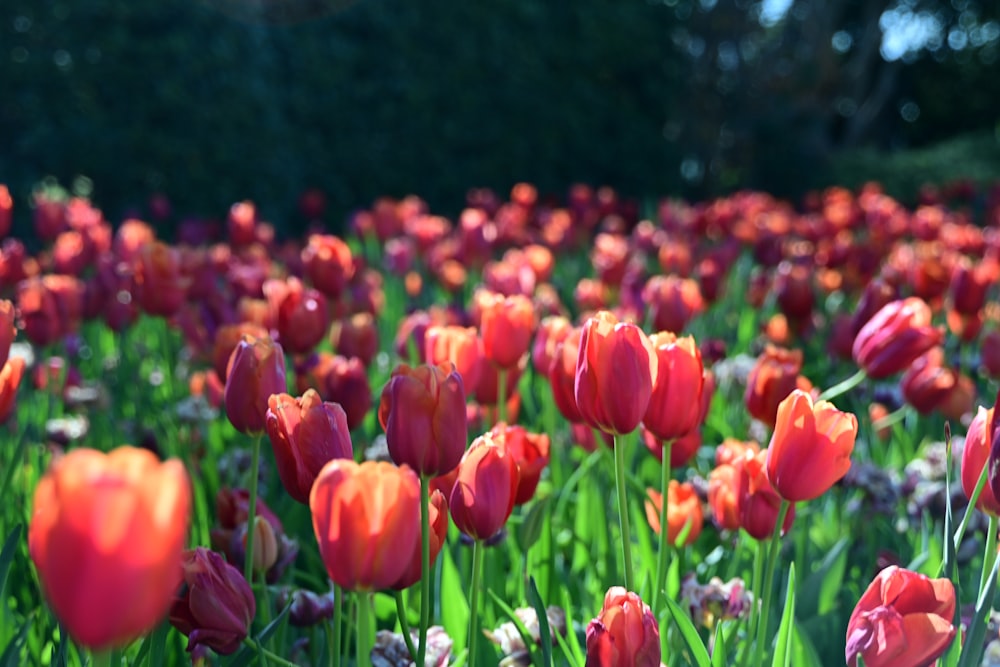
[771,562,796,667]
[663,596,711,667]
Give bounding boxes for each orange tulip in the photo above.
[961,405,1000,516]
[744,345,812,429]
[585,587,660,667]
[765,389,857,502]
[845,566,956,667]
[575,311,658,436]
[449,432,519,541]
[310,460,421,591]
[424,325,483,392]
[479,291,536,369]
[642,332,704,442]
[707,460,744,531]
[29,447,191,649]
[265,389,354,505]
[644,481,703,546]
[0,355,25,423]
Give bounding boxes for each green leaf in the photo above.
[487,588,543,667]
[791,621,823,666]
[517,496,552,552]
[663,596,711,667]
[956,555,1000,667]
[797,537,848,619]
[0,525,22,605]
[0,618,29,667]
[527,577,553,667]
[440,549,470,652]
[771,562,796,667]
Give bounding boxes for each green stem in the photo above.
[393,590,418,661]
[652,439,673,617]
[816,368,866,402]
[330,586,342,667]
[497,368,508,426]
[244,432,263,583]
[613,431,635,592]
[981,515,999,598]
[242,638,301,667]
[89,650,112,667]
[951,462,990,563]
[356,592,374,667]
[738,538,767,667]
[751,500,791,666]
[467,539,485,664]
[417,475,431,665]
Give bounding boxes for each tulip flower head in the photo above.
[575,311,658,436]
[845,566,956,667]
[585,587,660,667]
[224,334,287,435]
[765,389,858,502]
[29,447,191,649]
[852,297,944,379]
[644,480,704,546]
[310,460,421,591]
[643,332,704,442]
[169,548,256,655]
[449,432,520,541]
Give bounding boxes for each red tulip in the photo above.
[487,422,551,505]
[29,447,191,649]
[425,325,483,393]
[302,234,354,299]
[265,389,354,504]
[310,460,421,591]
[0,355,26,423]
[224,334,287,435]
[379,363,468,477]
[548,326,583,423]
[575,311,658,436]
[642,332,704,442]
[765,389,857,502]
[479,291,536,369]
[845,566,956,667]
[585,587,660,667]
[449,433,519,540]
[169,548,256,655]
[739,449,795,540]
[264,277,329,355]
[962,405,1000,516]
[744,345,812,429]
[852,297,944,379]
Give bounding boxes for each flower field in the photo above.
[2,180,1000,666]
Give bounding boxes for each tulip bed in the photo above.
[1,181,1000,667]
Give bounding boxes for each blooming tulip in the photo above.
[642,332,704,442]
[575,311,658,436]
[766,389,857,502]
[265,389,354,504]
[379,363,468,477]
[852,297,944,379]
[449,433,520,541]
[845,566,956,667]
[310,460,421,591]
[479,291,536,369]
[585,587,660,667]
[224,334,287,435]
[29,447,191,649]
[962,405,1000,515]
[169,548,255,655]
[644,481,703,546]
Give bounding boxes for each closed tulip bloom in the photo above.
[479,291,537,369]
[329,312,379,368]
[390,489,449,590]
[310,460,421,591]
[212,322,269,381]
[739,449,795,540]
[744,345,812,429]
[449,433,520,540]
[29,447,191,649]
[852,297,944,379]
[135,241,190,317]
[379,363,468,477]
[224,334,287,435]
[324,355,372,431]
[585,587,660,667]
[644,481,704,546]
[169,548,256,655]
[264,277,329,355]
[642,274,705,334]
[265,390,354,505]
[0,299,14,369]
[424,325,483,393]
[961,405,1000,515]
[766,389,858,502]
[0,355,25,423]
[845,566,956,667]
[708,459,745,531]
[548,327,584,423]
[301,234,354,299]
[643,332,704,441]
[531,315,573,378]
[488,422,551,505]
[575,311,659,436]
[901,348,957,415]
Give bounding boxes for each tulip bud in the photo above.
[379,363,468,477]
[246,516,279,573]
[642,332,704,442]
[169,548,256,655]
[585,587,660,667]
[265,390,354,504]
[575,311,658,436]
[224,334,287,435]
